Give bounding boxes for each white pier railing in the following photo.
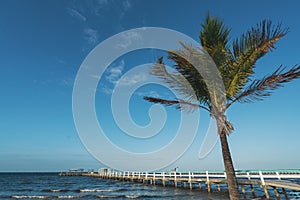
[105,169,300,181]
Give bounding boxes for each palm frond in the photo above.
[227,65,300,108]
[144,96,235,135]
[225,20,288,99]
[167,44,212,106]
[143,96,210,113]
[151,57,198,102]
[200,14,231,67]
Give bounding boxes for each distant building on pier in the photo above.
[98,168,113,175]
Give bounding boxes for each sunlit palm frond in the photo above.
[226,20,288,99]
[227,65,300,108]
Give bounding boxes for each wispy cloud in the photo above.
[135,90,160,98]
[67,8,87,22]
[67,0,134,48]
[83,28,99,45]
[100,60,151,95]
[98,83,113,94]
[122,0,131,11]
[66,4,99,47]
[95,0,109,8]
[105,60,125,84]
[57,59,66,65]
[93,0,132,16]
[120,0,132,17]
[118,73,147,86]
[117,31,142,49]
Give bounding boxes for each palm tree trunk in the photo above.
[219,129,240,200]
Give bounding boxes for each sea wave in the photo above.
[79,188,124,193]
[42,189,70,193]
[57,195,81,199]
[14,189,33,192]
[11,195,51,199]
[42,188,121,193]
[124,195,140,199]
[11,195,82,199]
[97,195,120,198]
[97,195,164,199]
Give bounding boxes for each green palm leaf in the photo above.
[227,65,300,108]
[150,56,199,103]
[226,20,288,99]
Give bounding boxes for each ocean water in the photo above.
[0,173,299,199]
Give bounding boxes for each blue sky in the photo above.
[0,0,299,172]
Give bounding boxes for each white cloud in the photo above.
[67,8,87,22]
[105,60,125,84]
[83,28,99,45]
[120,0,132,17]
[66,6,100,47]
[117,31,142,49]
[99,84,113,94]
[92,0,111,16]
[135,90,160,98]
[67,0,135,48]
[118,73,147,86]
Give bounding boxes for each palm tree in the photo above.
[144,15,300,199]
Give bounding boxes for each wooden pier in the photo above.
[60,169,300,199]
[59,168,84,176]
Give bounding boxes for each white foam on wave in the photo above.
[97,189,117,192]
[57,195,80,199]
[79,189,96,192]
[80,189,116,192]
[81,189,94,192]
[97,195,119,198]
[12,195,81,199]
[125,195,140,199]
[11,196,50,199]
